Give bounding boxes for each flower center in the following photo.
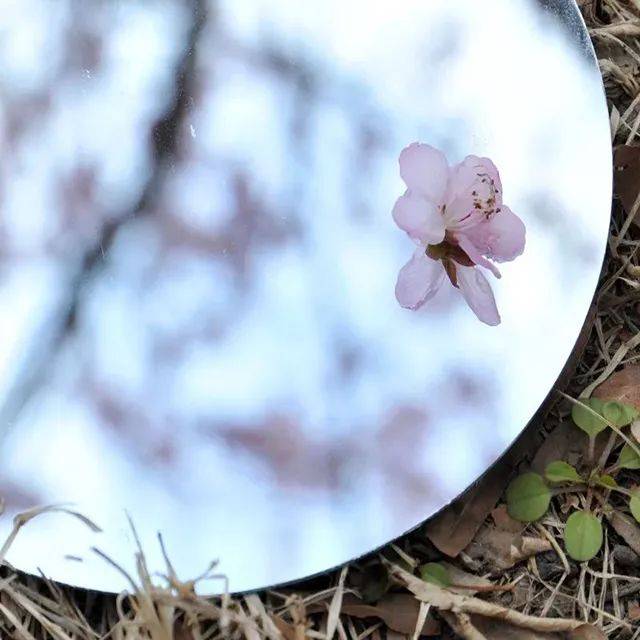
[472,172,500,218]
[426,237,474,267]
[426,236,475,289]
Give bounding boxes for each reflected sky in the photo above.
[0,0,610,592]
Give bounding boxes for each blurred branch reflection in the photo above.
[0,0,208,441]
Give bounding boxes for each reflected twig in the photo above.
[0,0,208,442]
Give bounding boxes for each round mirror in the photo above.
[0,0,610,592]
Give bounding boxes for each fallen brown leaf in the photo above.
[472,616,561,640]
[628,601,640,621]
[605,508,640,557]
[593,364,640,409]
[174,619,195,640]
[531,420,607,471]
[425,465,509,557]
[491,505,525,534]
[385,632,409,640]
[465,527,552,571]
[270,615,299,640]
[530,423,575,474]
[566,624,607,640]
[612,544,640,569]
[306,594,440,637]
[340,595,440,637]
[442,562,493,594]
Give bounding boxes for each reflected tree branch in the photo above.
[0,0,208,439]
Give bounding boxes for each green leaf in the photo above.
[571,398,608,437]
[564,511,603,562]
[419,562,450,588]
[545,461,582,484]
[624,402,639,421]
[618,444,640,470]
[506,473,551,522]
[594,474,618,489]
[630,491,640,524]
[602,401,638,428]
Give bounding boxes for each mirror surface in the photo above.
[0,0,610,592]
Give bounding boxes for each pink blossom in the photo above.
[392,142,525,325]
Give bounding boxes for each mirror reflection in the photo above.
[0,0,610,592]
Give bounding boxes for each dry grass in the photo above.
[2,1,640,638]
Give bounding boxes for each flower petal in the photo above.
[456,233,501,278]
[392,192,446,245]
[456,265,501,326]
[445,155,503,227]
[395,249,445,310]
[465,155,502,195]
[398,143,449,203]
[462,205,526,263]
